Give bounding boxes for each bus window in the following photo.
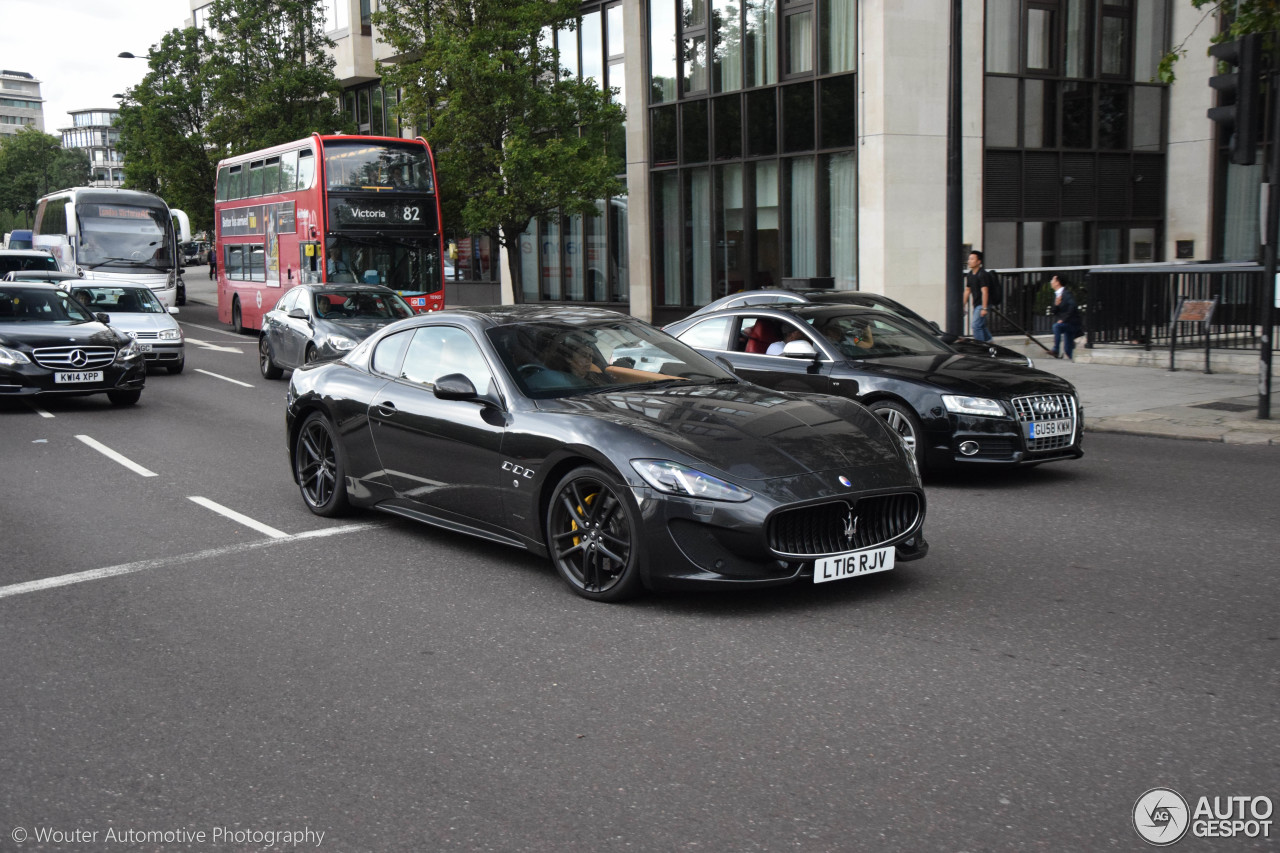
[280,150,298,192]
[264,157,281,195]
[228,165,244,200]
[248,161,264,197]
[297,151,315,190]
[216,166,228,201]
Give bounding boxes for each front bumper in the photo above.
[0,359,146,396]
[924,405,1085,468]
[634,480,928,591]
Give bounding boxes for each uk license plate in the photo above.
[54,371,103,384]
[814,545,895,584]
[1028,419,1072,439]
[137,343,153,352]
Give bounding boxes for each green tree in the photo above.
[0,127,90,223]
[373,0,626,286]
[116,0,353,233]
[1159,1,1280,83]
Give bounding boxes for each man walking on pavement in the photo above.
[963,250,995,342]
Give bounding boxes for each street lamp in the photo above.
[118,52,143,59]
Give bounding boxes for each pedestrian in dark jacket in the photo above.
[209,249,217,280]
[1049,274,1082,360]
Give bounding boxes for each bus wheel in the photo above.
[231,297,244,334]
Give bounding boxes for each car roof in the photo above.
[0,249,57,258]
[441,304,629,325]
[688,303,886,322]
[0,281,66,292]
[5,271,81,281]
[310,283,400,294]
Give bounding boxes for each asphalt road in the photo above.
[1,293,1276,852]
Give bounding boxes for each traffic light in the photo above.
[1207,33,1261,166]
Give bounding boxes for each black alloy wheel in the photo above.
[869,400,924,469]
[546,466,642,601]
[259,336,283,379]
[231,297,244,335]
[294,412,349,517]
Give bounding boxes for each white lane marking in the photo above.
[180,320,250,339]
[26,403,54,418]
[194,368,253,388]
[0,522,386,600]
[75,434,158,477]
[188,496,288,539]
[185,337,245,354]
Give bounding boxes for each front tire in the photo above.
[231,297,244,335]
[167,358,185,375]
[259,336,283,379]
[304,344,318,365]
[107,389,142,406]
[294,412,349,517]
[545,466,643,602]
[869,400,924,471]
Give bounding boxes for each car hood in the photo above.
[104,313,180,335]
[539,382,910,483]
[847,353,1075,397]
[0,321,127,350]
[320,318,398,339]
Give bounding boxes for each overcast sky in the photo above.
[4,0,189,133]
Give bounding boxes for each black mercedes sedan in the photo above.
[258,284,415,379]
[678,288,1034,366]
[665,304,1083,473]
[0,282,146,405]
[286,305,928,601]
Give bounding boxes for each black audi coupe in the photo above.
[665,304,1083,473]
[286,305,928,601]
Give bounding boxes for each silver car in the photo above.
[68,283,185,374]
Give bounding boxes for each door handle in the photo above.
[375,401,397,417]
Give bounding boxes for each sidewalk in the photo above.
[994,335,1280,446]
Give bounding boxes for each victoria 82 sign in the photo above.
[330,198,437,230]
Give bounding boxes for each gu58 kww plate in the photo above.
[814,545,895,583]
[1028,418,1072,438]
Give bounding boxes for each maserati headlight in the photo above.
[631,459,752,503]
[326,334,357,351]
[0,345,31,366]
[942,394,1005,417]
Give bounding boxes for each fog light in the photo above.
[959,441,980,456]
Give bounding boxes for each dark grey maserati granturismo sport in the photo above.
[285,305,928,601]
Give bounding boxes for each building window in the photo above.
[984,0,1170,267]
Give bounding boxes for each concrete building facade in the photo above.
[187,1,1239,325]
[0,69,45,138]
[60,109,125,187]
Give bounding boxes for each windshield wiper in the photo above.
[84,257,159,270]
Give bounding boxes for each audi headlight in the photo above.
[631,459,752,503]
[159,329,181,341]
[115,340,142,362]
[0,345,31,366]
[942,394,1005,417]
[326,334,357,351]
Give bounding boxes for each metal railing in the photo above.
[989,263,1278,351]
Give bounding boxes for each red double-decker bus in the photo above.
[213,133,446,333]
